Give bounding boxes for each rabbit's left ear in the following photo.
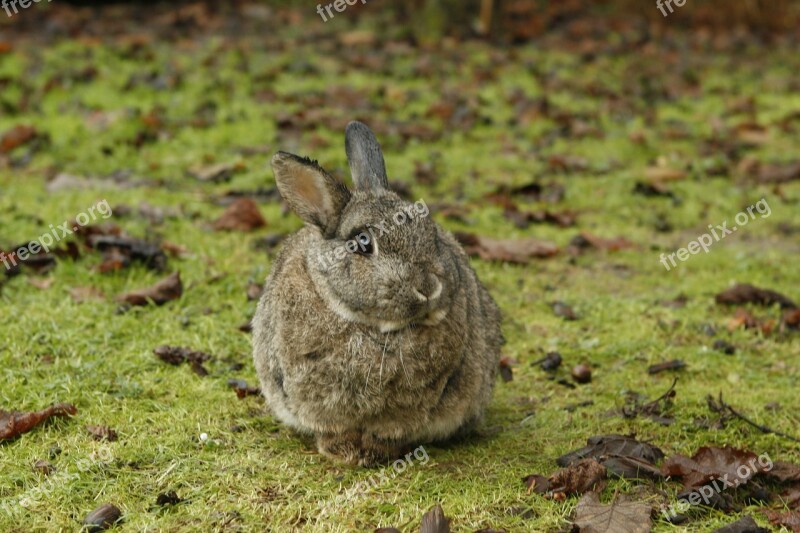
[345,121,389,191]
[272,152,351,237]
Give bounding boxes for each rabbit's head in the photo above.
[271,121,459,333]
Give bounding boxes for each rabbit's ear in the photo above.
[272,152,350,236]
[345,121,389,191]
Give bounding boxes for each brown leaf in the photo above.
[557,435,665,468]
[762,510,800,532]
[727,308,759,331]
[602,456,664,480]
[573,492,652,533]
[647,360,686,375]
[781,485,800,510]
[784,309,800,330]
[420,505,451,533]
[713,516,770,533]
[754,161,800,184]
[213,198,267,232]
[716,283,797,309]
[763,462,800,483]
[227,379,260,398]
[83,503,122,531]
[498,356,516,383]
[154,346,212,377]
[549,459,607,495]
[0,403,77,441]
[188,161,243,183]
[455,232,558,264]
[569,232,635,253]
[523,474,551,495]
[661,446,768,490]
[87,235,168,272]
[117,272,182,306]
[0,124,38,153]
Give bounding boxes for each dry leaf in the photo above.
[117,272,182,306]
[213,198,267,232]
[455,232,559,263]
[0,404,77,441]
[573,492,652,533]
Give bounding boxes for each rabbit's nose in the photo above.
[413,276,442,302]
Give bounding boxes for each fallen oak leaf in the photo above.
[0,403,77,441]
[661,446,768,490]
[573,492,652,533]
[117,272,182,306]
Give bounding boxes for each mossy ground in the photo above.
[1,4,799,532]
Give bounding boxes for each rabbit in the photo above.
[252,121,503,467]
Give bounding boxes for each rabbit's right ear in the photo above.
[345,121,389,191]
[272,152,351,237]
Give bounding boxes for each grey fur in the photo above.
[345,121,389,191]
[253,122,503,466]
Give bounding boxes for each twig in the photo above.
[715,393,800,444]
[622,377,678,418]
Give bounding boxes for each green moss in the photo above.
[1,12,799,533]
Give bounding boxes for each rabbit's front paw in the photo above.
[316,432,402,467]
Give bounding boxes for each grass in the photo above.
[1,4,799,532]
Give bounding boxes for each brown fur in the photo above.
[252,122,503,466]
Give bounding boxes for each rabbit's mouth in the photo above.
[377,306,449,333]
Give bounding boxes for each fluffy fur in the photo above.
[252,121,503,466]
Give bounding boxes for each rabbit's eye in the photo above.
[354,232,373,255]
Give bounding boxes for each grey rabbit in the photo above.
[252,121,503,466]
